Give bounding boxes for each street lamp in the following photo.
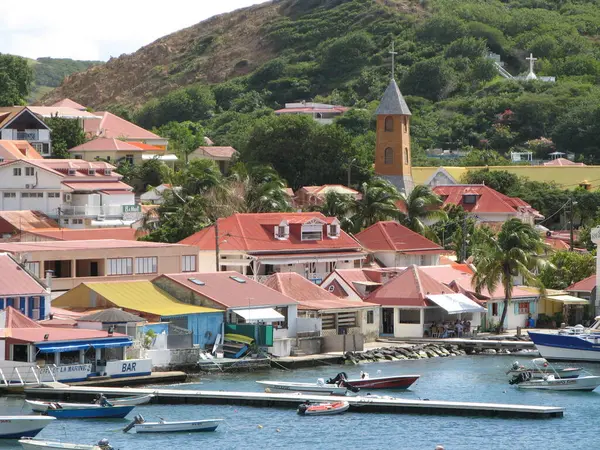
[347,158,357,188]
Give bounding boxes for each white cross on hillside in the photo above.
[526,53,538,80]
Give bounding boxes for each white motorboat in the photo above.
[297,401,350,416]
[0,416,55,439]
[509,358,600,391]
[123,415,222,433]
[19,438,113,449]
[256,379,349,395]
[27,394,153,413]
[506,359,583,380]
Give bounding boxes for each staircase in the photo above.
[291,346,307,357]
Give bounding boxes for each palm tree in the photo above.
[472,219,550,334]
[351,179,403,232]
[312,191,355,232]
[398,185,447,241]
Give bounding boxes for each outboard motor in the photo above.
[123,414,145,433]
[297,402,310,415]
[326,372,349,385]
[340,381,360,393]
[97,439,113,450]
[509,371,532,385]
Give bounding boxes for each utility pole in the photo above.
[215,218,220,272]
[569,197,575,252]
[57,207,62,230]
[347,158,356,188]
[460,215,467,263]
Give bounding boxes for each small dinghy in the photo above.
[19,438,113,450]
[297,401,350,416]
[27,394,153,413]
[509,358,600,391]
[123,414,223,433]
[257,378,357,395]
[0,416,55,439]
[506,359,582,380]
[43,404,134,419]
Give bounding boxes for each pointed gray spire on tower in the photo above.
[375,79,411,116]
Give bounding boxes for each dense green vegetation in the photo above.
[0,54,33,106]
[33,57,102,89]
[127,0,600,166]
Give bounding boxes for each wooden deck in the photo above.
[24,385,563,419]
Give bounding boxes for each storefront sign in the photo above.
[122,205,141,213]
[104,359,152,378]
[39,364,92,382]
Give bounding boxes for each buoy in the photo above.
[276,429,281,433]
[258,425,263,429]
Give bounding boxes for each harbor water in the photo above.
[1,355,598,449]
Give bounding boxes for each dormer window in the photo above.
[463,194,477,204]
[274,220,289,240]
[88,168,96,175]
[104,168,112,175]
[301,222,323,241]
[67,169,76,176]
[327,220,341,239]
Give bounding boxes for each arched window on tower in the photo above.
[385,116,394,132]
[404,147,409,165]
[403,117,408,133]
[384,147,394,165]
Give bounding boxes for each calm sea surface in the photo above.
[1,355,598,450]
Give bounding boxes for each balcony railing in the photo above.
[60,204,126,217]
[14,131,39,140]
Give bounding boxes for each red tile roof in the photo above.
[154,271,298,309]
[1,308,128,343]
[355,221,444,253]
[366,265,452,307]
[545,238,571,251]
[63,181,133,192]
[0,253,47,296]
[69,138,147,152]
[432,185,542,216]
[0,211,58,231]
[543,158,585,166]
[566,275,596,293]
[179,213,362,253]
[24,227,138,241]
[84,112,162,140]
[195,146,238,159]
[50,99,87,110]
[0,140,43,160]
[0,239,190,253]
[128,142,164,151]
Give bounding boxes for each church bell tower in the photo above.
[374,45,413,194]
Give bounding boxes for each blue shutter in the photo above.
[39,297,46,320]
[6,298,13,308]
[530,300,536,315]
[0,299,4,310]
[514,302,518,315]
[28,298,34,318]
[19,297,26,315]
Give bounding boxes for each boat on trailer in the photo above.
[123,415,223,433]
[27,394,153,413]
[506,360,582,380]
[19,438,113,450]
[509,358,600,391]
[297,401,350,416]
[256,379,352,395]
[326,372,420,390]
[0,416,55,439]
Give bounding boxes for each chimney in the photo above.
[45,270,53,293]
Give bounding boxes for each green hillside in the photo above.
[28,57,102,101]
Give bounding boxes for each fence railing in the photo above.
[60,204,127,217]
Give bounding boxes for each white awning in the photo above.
[547,295,589,305]
[233,307,284,323]
[427,293,485,314]
[142,154,178,161]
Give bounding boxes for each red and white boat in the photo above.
[297,401,349,416]
[327,372,420,390]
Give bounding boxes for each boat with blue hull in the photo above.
[43,405,134,419]
[0,416,55,439]
[528,331,600,362]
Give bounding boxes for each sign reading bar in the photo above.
[122,205,141,213]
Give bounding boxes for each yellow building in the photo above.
[413,165,600,191]
[68,138,168,165]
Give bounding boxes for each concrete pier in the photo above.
[24,386,563,419]
[405,338,536,350]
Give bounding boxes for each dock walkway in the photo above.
[25,385,563,419]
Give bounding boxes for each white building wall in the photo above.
[361,308,380,341]
[101,193,135,207]
[38,130,50,141]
